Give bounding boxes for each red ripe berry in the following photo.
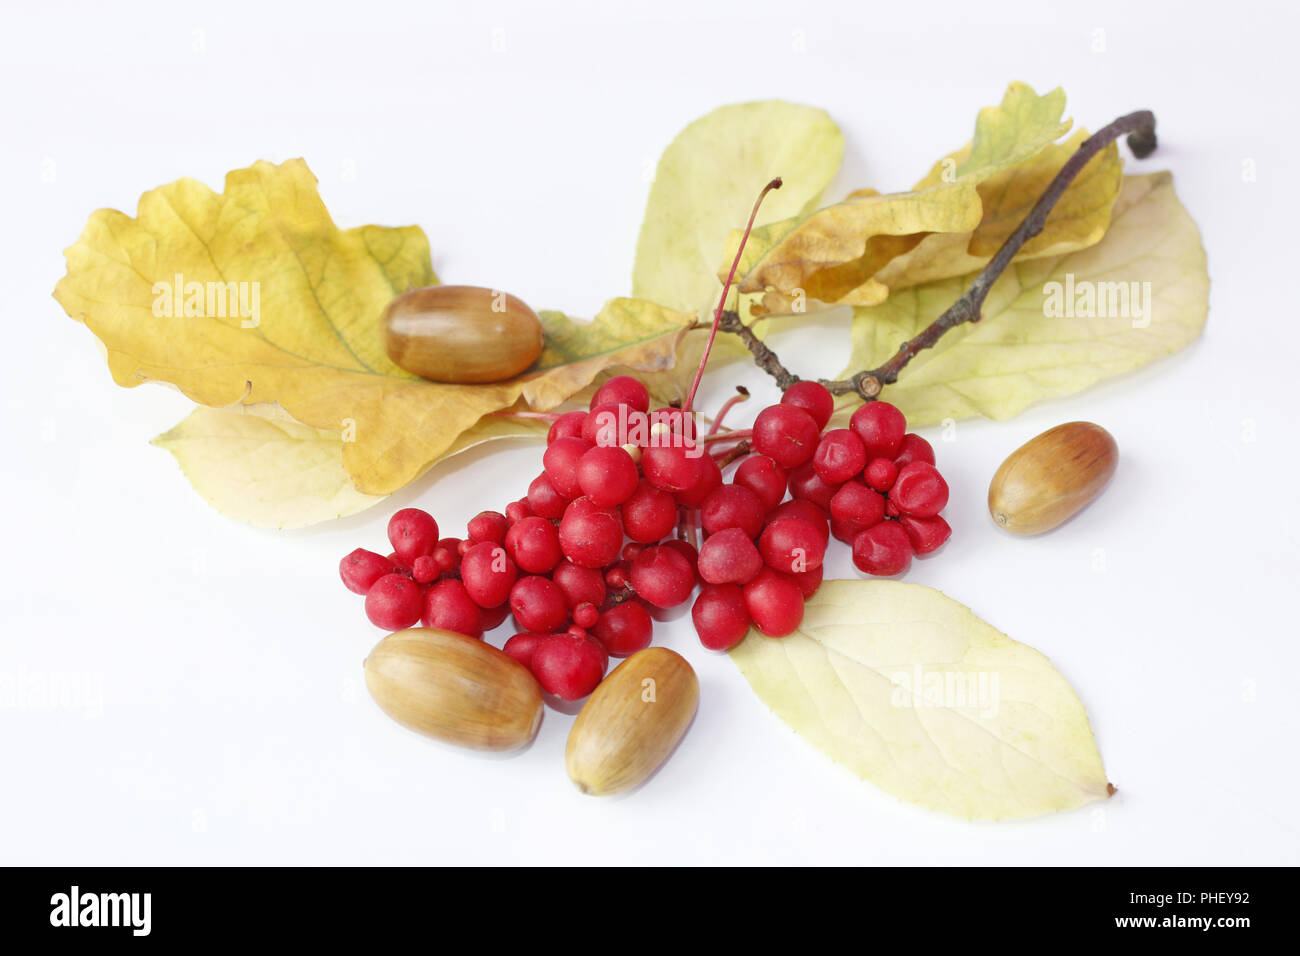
[622,542,645,562]
[542,435,594,499]
[864,457,899,493]
[422,579,484,638]
[893,432,936,468]
[573,602,600,629]
[830,516,871,544]
[531,634,607,700]
[621,479,678,543]
[583,402,635,447]
[559,497,624,568]
[527,473,569,520]
[592,600,654,657]
[504,515,563,574]
[889,461,949,518]
[674,453,722,508]
[852,522,913,577]
[605,562,631,590]
[505,499,532,524]
[466,511,509,544]
[387,508,439,566]
[547,411,588,444]
[780,381,834,430]
[829,481,886,529]
[849,401,907,460]
[812,428,867,485]
[411,555,439,584]
[897,514,952,555]
[459,542,518,608]
[339,548,397,594]
[700,484,765,539]
[577,445,640,507]
[768,499,830,544]
[692,584,751,651]
[386,551,409,571]
[752,404,820,469]
[646,406,697,442]
[552,559,607,609]
[733,455,787,511]
[743,568,804,637]
[509,576,568,634]
[591,375,650,413]
[697,527,763,585]
[788,564,824,599]
[661,539,700,579]
[642,443,702,494]
[629,545,696,608]
[364,573,424,629]
[432,547,457,572]
[788,460,840,510]
[759,517,827,574]
[479,602,511,632]
[503,632,544,669]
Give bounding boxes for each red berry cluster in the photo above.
[339,374,951,707]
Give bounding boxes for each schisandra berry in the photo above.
[577,445,640,507]
[743,568,804,637]
[788,564,824,599]
[509,575,568,633]
[558,497,623,568]
[893,433,935,468]
[542,436,593,499]
[692,583,751,651]
[642,443,702,493]
[897,514,952,555]
[813,428,867,485]
[526,473,569,519]
[531,634,607,700]
[621,478,678,543]
[787,460,840,510]
[479,602,511,632]
[460,542,518,608]
[769,499,830,544]
[604,562,631,590]
[339,548,397,595]
[591,375,651,413]
[621,542,645,562]
[552,559,607,609]
[591,600,654,657]
[889,461,949,518]
[733,454,787,511]
[660,539,700,580]
[467,510,509,544]
[547,411,588,444]
[674,454,722,508]
[505,499,532,523]
[697,527,763,585]
[864,457,898,493]
[583,402,637,447]
[504,515,563,573]
[829,481,886,529]
[752,404,820,469]
[387,508,439,566]
[759,517,827,574]
[629,545,695,608]
[851,522,913,576]
[422,579,483,638]
[411,555,439,584]
[780,380,835,430]
[849,402,907,460]
[573,602,600,629]
[503,632,544,669]
[700,484,765,539]
[364,573,423,630]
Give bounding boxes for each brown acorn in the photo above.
[364,628,543,752]
[383,285,544,383]
[988,422,1119,535]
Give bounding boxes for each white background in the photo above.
[3,0,1298,865]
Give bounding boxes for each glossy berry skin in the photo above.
[339,548,397,595]
[898,513,952,555]
[889,461,949,518]
[743,568,805,638]
[583,402,639,447]
[831,515,872,545]
[558,497,624,568]
[591,375,650,413]
[893,433,936,468]
[504,515,563,574]
[509,575,568,634]
[542,436,594,499]
[674,453,722,508]
[504,500,532,524]
[849,401,907,460]
[852,522,913,577]
[466,511,509,544]
[697,527,763,585]
[552,559,607,609]
[780,380,835,430]
[592,600,654,657]
[759,517,827,574]
[573,602,600,629]
[387,508,440,566]
[864,458,898,493]
[768,499,830,544]
[503,632,544,669]
[692,584,751,651]
[526,473,569,519]
[364,573,424,630]
[531,634,607,700]
[752,404,821,469]
[813,429,868,485]
[620,479,677,543]
[411,555,439,584]
[733,455,787,511]
[788,564,824,599]
[700,484,765,539]
[422,579,484,638]
[459,542,518,608]
[629,545,696,608]
[547,411,588,444]
[577,445,640,508]
[829,481,886,529]
[661,539,700,580]
[479,602,511,632]
[787,461,840,510]
[642,443,703,494]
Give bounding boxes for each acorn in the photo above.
[988,422,1118,535]
[383,285,544,383]
[364,628,543,751]
[565,647,698,796]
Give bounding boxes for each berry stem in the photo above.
[706,386,750,436]
[682,177,783,417]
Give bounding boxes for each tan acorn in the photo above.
[988,422,1119,535]
[364,628,543,752]
[565,647,699,796]
[383,285,544,383]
